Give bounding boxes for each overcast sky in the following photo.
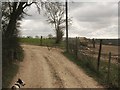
[20,0,118,39]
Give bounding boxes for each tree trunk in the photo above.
[56,29,60,44]
[3,13,17,50]
[56,26,61,44]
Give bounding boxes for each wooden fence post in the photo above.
[75,37,78,59]
[118,60,120,88]
[107,52,111,84]
[92,38,95,48]
[97,39,102,72]
[40,36,43,45]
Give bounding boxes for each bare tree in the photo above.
[2,0,41,65]
[43,1,71,44]
[48,34,53,39]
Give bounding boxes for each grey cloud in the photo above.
[69,2,118,31]
[69,0,119,2]
[20,19,55,37]
[20,1,118,38]
[70,2,117,20]
[87,25,118,38]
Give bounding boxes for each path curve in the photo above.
[11,44,103,88]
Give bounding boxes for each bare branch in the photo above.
[12,2,17,12]
[23,2,36,9]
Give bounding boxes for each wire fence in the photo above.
[67,37,119,88]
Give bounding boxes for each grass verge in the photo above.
[2,47,24,88]
[2,63,19,88]
[63,51,119,88]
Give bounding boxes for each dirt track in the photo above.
[11,45,103,88]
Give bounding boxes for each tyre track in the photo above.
[42,48,103,88]
[46,53,84,88]
[43,56,64,88]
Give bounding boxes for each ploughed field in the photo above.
[80,44,119,64]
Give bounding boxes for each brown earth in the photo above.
[10,44,103,88]
[86,44,119,64]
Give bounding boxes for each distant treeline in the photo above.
[95,39,120,46]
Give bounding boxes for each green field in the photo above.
[20,38,65,49]
[20,38,54,45]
